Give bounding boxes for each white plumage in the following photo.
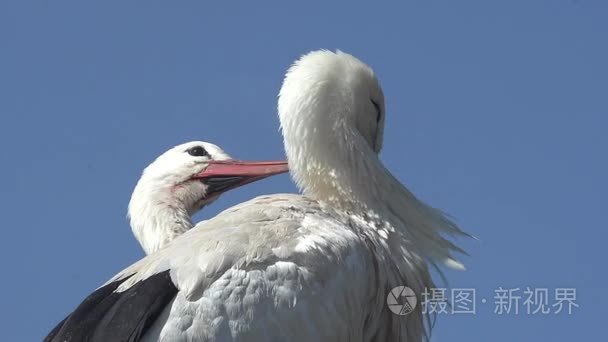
[46,50,468,342]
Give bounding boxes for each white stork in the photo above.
[44,140,288,339]
[45,50,468,342]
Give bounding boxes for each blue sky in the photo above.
[1,1,605,340]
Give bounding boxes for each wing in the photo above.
[46,194,413,342]
[44,271,177,342]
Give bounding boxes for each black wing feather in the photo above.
[44,274,130,342]
[45,271,177,342]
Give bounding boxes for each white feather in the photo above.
[106,50,468,341]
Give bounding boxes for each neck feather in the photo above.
[128,187,194,255]
[284,121,467,269]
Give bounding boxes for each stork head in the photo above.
[278,50,385,201]
[128,141,288,254]
[279,50,385,154]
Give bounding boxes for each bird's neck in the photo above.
[283,117,386,211]
[128,188,194,255]
[285,127,466,270]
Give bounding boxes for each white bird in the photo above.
[127,141,288,255]
[44,140,288,340]
[45,50,468,342]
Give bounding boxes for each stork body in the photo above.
[45,51,467,342]
[44,141,288,341]
[109,194,431,342]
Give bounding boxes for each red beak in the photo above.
[194,160,289,178]
[191,160,289,196]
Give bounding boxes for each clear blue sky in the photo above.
[1,1,605,341]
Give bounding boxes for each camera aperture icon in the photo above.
[387,286,417,315]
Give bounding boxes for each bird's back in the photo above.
[48,194,426,342]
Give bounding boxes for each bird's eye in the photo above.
[186,146,209,157]
[371,99,382,123]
